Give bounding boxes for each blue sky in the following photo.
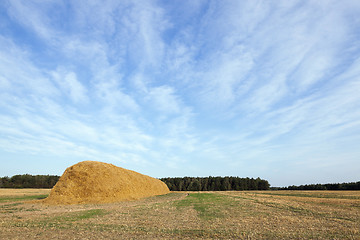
[1,0,359,187]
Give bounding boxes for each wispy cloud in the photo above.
[6,0,58,40]
[51,69,88,104]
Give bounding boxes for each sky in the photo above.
[0,0,360,187]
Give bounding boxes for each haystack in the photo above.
[43,161,170,205]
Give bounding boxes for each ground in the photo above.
[0,189,359,239]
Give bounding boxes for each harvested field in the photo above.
[0,190,359,239]
[0,189,50,197]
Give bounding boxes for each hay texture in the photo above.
[43,161,169,205]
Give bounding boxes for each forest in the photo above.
[277,181,360,190]
[0,174,60,188]
[160,176,270,191]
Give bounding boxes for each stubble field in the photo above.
[0,189,359,239]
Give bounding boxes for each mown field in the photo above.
[0,189,359,239]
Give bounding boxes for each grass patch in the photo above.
[0,202,24,213]
[152,192,181,199]
[10,209,108,230]
[175,193,233,219]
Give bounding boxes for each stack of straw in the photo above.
[43,161,169,205]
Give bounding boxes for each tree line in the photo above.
[160,176,270,191]
[0,174,270,190]
[276,181,360,190]
[0,174,60,188]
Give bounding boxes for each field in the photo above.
[0,189,359,239]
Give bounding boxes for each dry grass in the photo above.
[0,189,50,197]
[0,190,359,239]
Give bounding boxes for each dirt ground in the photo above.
[1,189,359,239]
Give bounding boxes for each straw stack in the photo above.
[43,161,169,204]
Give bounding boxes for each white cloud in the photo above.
[94,77,139,113]
[0,37,59,98]
[173,0,357,118]
[64,72,88,103]
[146,86,181,114]
[52,69,88,104]
[6,0,62,42]
[63,39,109,67]
[70,0,120,37]
[0,76,10,89]
[198,45,255,107]
[126,1,169,68]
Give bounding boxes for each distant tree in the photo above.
[0,174,60,188]
[221,177,231,191]
[201,178,209,191]
[279,181,360,191]
[188,179,200,191]
[160,176,270,191]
